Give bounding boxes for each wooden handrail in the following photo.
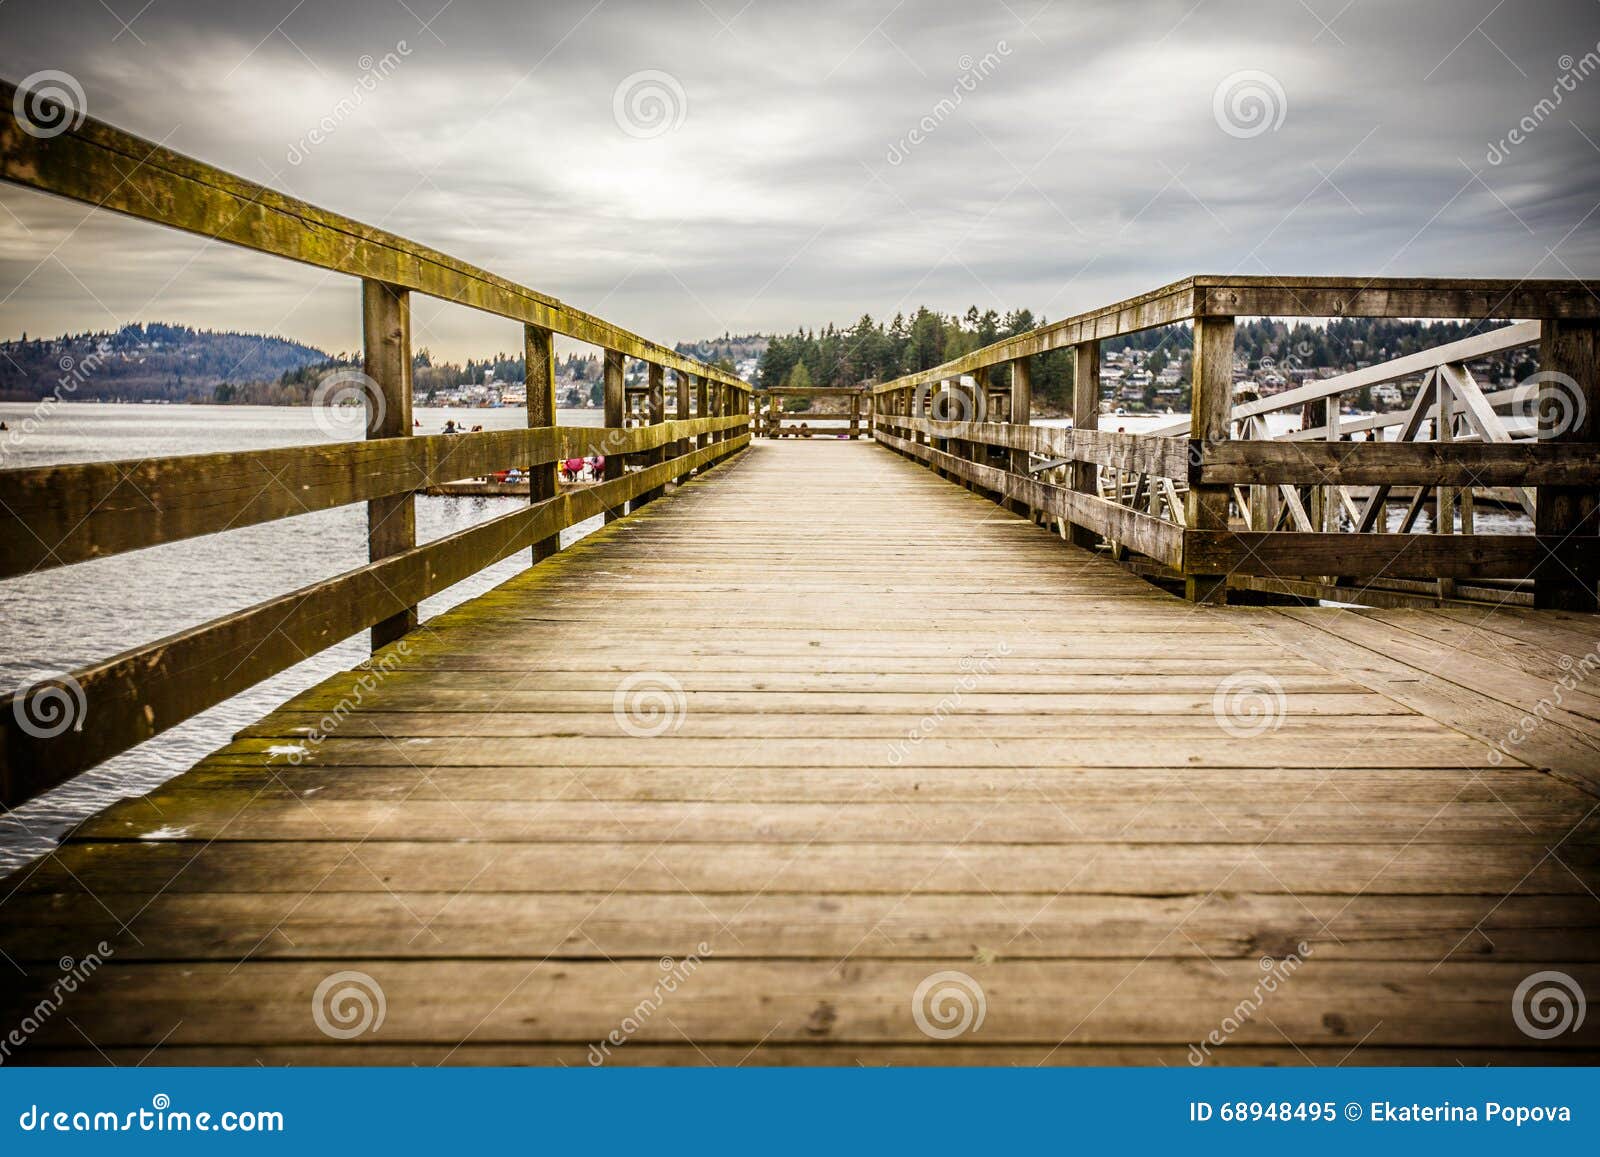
[0,416,747,577]
[870,280,1598,610]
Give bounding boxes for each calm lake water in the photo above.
[0,402,606,873]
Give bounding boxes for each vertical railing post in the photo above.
[849,392,861,439]
[1009,356,1032,517]
[603,349,625,522]
[1435,386,1456,601]
[768,391,780,439]
[362,279,417,650]
[1535,318,1599,610]
[695,374,710,463]
[1069,342,1100,550]
[637,362,666,506]
[676,370,694,484]
[1184,316,1235,603]
[524,323,560,563]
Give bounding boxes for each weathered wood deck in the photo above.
[3,437,1599,1064]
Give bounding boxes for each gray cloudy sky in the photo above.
[2,0,1599,360]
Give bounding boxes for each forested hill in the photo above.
[757,307,1521,411]
[0,323,330,402]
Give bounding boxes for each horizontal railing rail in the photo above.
[0,78,753,805]
[871,279,1599,611]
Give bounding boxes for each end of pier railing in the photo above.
[871,276,1600,613]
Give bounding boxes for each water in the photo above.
[0,402,607,873]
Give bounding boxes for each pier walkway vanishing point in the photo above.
[2,78,1599,1064]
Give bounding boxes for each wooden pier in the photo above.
[2,78,1599,1065]
[3,438,1599,1063]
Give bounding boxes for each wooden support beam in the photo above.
[637,362,667,506]
[676,371,694,484]
[1535,317,1600,609]
[362,280,417,649]
[1008,358,1032,517]
[524,324,559,563]
[603,350,625,522]
[1071,343,1100,549]
[1185,316,1234,603]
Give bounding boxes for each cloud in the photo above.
[2,0,1597,360]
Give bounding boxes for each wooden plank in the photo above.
[1183,529,1597,580]
[363,279,417,648]
[3,891,1593,963]
[0,79,744,391]
[5,959,1598,1050]
[1197,439,1600,486]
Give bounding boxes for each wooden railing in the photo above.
[871,276,1599,611]
[754,387,871,439]
[0,78,751,806]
